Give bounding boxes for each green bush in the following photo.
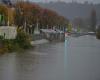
[15,29,32,49]
[1,40,14,52]
[0,30,31,54]
[96,26,100,39]
[0,35,4,40]
[0,29,32,54]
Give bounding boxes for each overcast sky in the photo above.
[29,0,100,4]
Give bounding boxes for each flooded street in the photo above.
[0,35,100,80]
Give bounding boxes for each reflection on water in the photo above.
[0,53,16,80]
[67,35,100,80]
[0,42,65,80]
[0,35,100,80]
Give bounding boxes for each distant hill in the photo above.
[37,2,100,22]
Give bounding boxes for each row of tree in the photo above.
[0,2,69,32]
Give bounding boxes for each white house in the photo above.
[0,26,17,39]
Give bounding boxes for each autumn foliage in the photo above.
[0,2,69,29]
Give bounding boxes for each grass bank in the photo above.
[0,29,32,54]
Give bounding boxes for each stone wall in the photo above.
[40,29,65,41]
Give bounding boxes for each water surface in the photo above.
[0,35,100,80]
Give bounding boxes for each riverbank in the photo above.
[0,30,32,54]
[0,35,64,54]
